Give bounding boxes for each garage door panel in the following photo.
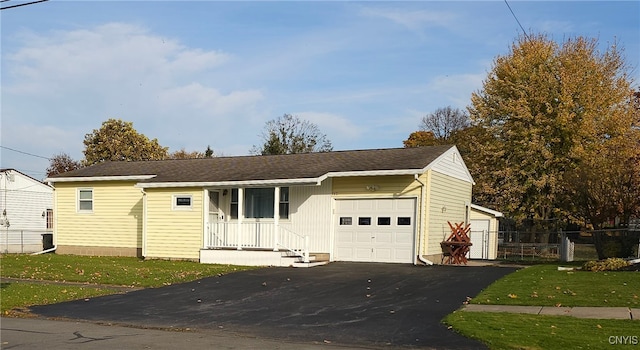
[375,199,393,210]
[356,231,372,243]
[395,232,412,244]
[355,248,372,260]
[335,198,415,264]
[374,248,392,260]
[375,231,392,244]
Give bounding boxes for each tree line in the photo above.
[46,114,331,177]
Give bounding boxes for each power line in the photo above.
[0,146,51,160]
[504,0,529,40]
[1,0,49,11]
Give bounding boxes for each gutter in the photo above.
[414,174,434,266]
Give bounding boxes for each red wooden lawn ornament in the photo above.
[440,221,472,265]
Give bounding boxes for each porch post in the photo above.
[273,187,280,251]
[237,187,243,250]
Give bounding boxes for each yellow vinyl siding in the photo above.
[145,188,203,260]
[54,181,143,249]
[331,175,421,198]
[425,171,472,255]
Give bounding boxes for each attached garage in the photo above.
[334,198,416,263]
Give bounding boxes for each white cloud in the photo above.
[359,6,457,32]
[2,22,267,163]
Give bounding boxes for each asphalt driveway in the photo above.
[29,263,517,349]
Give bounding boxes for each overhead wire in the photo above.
[0,146,51,160]
[504,0,529,40]
[1,0,49,11]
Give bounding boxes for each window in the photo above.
[358,217,371,225]
[397,217,411,226]
[46,209,53,229]
[78,189,93,212]
[377,217,391,226]
[279,187,289,219]
[172,195,193,210]
[230,189,239,219]
[230,187,290,219]
[245,188,274,218]
[339,217,352,225]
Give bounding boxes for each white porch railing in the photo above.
[205,222,309,263]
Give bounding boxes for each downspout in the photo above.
[414,174,434,265]
[141,188,147,258]
[32,246,56,255]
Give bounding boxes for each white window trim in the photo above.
[172,194,193,211]
[77,188,94,213]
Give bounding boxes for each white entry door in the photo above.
[334,198,415,263]
[469,219,490,259]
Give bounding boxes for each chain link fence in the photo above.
[498,228,640,262]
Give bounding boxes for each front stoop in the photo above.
[200,249,329,268]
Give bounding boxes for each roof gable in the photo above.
[428,146,475,184]
[47,146,460,185]
[1,168,53,190]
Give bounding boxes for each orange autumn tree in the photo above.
[467,34,639,245]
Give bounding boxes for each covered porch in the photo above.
[201,186,315,266]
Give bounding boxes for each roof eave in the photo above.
[326,169,424,178]
[135,177,325,188]
[46,175,157,183]
[469,203,504,217]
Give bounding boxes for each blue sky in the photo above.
[2,1,638,179]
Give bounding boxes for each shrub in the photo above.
[582,258,630,271]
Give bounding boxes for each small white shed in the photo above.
[468,203,503,260]
[0,169,53,253]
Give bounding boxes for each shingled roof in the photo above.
[48,145,455,184]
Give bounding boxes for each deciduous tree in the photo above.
[402,131,437,148]
[420,106,469,142]
[169,148,205,159]
[83,119,168,165]
[468,34,639,238]
[46,152,82,177]
[251,114,332,155]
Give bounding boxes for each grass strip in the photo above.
[472,264,639,307]
[444,311,639,350]
[1,282,119,314]
[1,254,258,288]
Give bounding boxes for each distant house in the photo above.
[46,146,499,266]
[1,169,54,253]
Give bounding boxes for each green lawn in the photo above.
[445,263,640,349]
[1,282,120,315]
[444,312,639,350]
[471,264,639,307]
[0,253,258,313]
[1,254,257,288]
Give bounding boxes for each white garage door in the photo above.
[334,198,416,263]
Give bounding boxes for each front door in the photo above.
[208,191,221,246]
